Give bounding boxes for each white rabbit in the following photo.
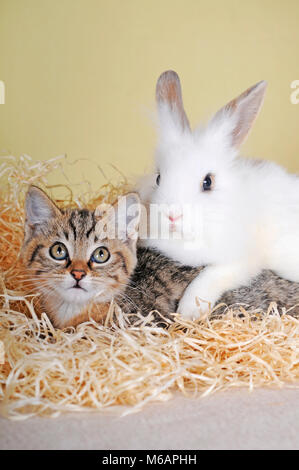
[137,70,299,319]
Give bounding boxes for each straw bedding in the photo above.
[1,155,299,420]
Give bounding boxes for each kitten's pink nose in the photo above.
[71,269,86,281]
[168,214,182,223]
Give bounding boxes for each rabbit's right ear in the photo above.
[210,81,267,148]
[156,70,191,133]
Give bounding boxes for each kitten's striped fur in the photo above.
[121,247,299,325]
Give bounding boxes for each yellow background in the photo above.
[0,0,298,192]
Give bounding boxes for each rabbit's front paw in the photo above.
[177,290,211,320]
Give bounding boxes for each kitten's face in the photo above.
[21,187,140,328]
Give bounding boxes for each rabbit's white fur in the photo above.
[138,71,299,319]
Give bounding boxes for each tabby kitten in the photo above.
[21,186,140,328]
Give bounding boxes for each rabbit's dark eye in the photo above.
[156,174,161,186]
[202,173,214,191]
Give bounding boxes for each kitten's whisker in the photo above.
[116,281,153,300]
[115,291,140,312]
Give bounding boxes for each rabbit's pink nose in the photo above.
[169,214,182,222]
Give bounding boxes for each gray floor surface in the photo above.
[1,387,299,450]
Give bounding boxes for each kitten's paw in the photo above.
[177,291,211,320]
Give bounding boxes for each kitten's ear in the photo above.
[115,193,141,248]
[210,80,267,148]
[25,186,61,232]
[156,70,191,134]
[95,193,141,249]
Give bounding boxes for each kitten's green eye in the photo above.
[91,246,110,264]
[49,242,68,261]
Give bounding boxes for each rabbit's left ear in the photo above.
[211,81,267,148]
[156,70,191,132]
